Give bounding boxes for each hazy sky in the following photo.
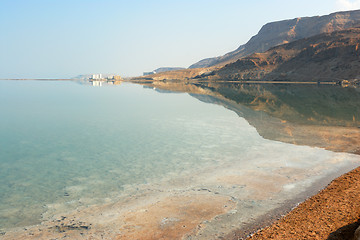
[0,0,359,78]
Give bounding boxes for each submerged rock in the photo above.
[354,225,360,240]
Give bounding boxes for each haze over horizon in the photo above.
[1,0,360,79]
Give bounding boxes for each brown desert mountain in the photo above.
[136,27,360,83]
[189,9,360,69]
[133,11,360,83]
[211,27,360,82]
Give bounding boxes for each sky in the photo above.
[0,0,359,78]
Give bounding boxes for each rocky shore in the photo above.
[242,166,360,240]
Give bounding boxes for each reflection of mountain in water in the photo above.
[137,80,360,154]
[195,83,360,127]
[190,83,360,154]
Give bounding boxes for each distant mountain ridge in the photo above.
[154,67,185,73]
[189,10,360,69]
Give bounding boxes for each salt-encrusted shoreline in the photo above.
[2,148,359,240]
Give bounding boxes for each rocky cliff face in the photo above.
[189,10,360,69]
[210,27,360,82]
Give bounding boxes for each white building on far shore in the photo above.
[91,74,102,80]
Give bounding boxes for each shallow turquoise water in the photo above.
[0,80,265,229]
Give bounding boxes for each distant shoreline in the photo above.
[0,78,342,85]
[0,78,73,81]
[128,78,345,86]
[1,77,353,90]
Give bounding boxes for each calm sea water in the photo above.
[0,80,359,232]
[0,80,263,229]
